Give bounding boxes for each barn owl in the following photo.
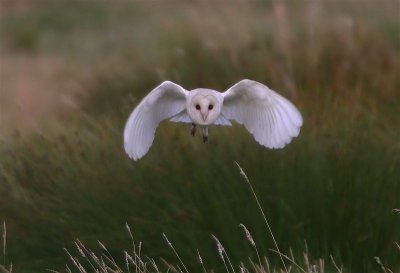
[124,79,303,160]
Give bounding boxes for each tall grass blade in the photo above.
[162,233,189,273]
[234,161,288,273]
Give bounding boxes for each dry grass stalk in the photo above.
[234,161,288,273]
[97,240,121,271]
[268,249,306,273]
[374,257,393,273]
[138,242,143,272]
[239,263,249,273]
[125,223,138,273]
[145,256,160,273]
[162,233,189,273]
[160,257,180,273]
[330,255,343,273]
[239,224,264,273]
[263,257,271,273]
[239,224,255,247]
[211,235,230,273]
[197,249,207,273]
[214,235,237,273]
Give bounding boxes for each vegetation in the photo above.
[0,1,399,272]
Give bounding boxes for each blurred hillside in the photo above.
[0,1,399,272]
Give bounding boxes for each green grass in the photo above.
[0,0,399,272]
[0,0,107,52]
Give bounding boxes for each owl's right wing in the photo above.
[124,81,188,160]
[222,79,303,149]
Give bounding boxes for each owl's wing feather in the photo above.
[124,81,188,160]
[169,111,192,123]
[222,79,302,148]
[213,115,232,126]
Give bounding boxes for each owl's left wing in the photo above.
[222,79,303,148]
[124,81,188,160]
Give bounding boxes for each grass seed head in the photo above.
[239,223,256,247]
[211,235,225,261]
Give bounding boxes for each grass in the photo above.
[43,166,364,273]
[2,164,393,273]
[0,0,399,272]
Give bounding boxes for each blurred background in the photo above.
[0,0,399,272]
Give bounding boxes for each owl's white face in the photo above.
[187,90,222,125]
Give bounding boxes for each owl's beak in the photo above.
[201,113,208,121]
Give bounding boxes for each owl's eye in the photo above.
[195,104,201,110]
[208,104,214,110]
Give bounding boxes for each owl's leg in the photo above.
[202,126,208,143]
[190,123,196,136]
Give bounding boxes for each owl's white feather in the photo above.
[123,81,188,160]
[124,79,303,160]
[222,79,303,149]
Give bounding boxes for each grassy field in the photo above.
[0,1,399,272]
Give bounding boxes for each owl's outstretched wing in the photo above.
[124,81,188,160]
[222,79,303,148]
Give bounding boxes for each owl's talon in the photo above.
[203,135,208,143]
[190,123,196,136]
